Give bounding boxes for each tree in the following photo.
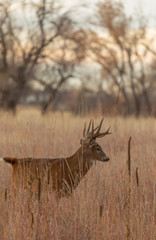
[0,0,86,113]
[88,0,153,116]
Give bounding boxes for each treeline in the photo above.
[0,0,156,116]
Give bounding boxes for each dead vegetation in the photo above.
[0,108,155,239]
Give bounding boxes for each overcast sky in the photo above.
[65,0,156,14]
[63,0,156,27]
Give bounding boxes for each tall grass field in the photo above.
[0,108,155,239]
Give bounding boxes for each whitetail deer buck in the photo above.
[0,118,111,197]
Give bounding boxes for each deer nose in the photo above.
[103,157,109,162]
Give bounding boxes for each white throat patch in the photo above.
[90,160,95,164]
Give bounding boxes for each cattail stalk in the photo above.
[126,136,131,240]
[135,167,139,187]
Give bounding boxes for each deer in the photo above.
[0,118,111,198]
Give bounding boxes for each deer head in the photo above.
[80,117,111,163]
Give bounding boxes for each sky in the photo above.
[64,0,156,14]
[63,0,156,28]
[12,0,156,28]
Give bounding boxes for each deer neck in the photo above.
[67,146,94,172]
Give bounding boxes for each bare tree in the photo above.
[88,0,153,116]
[31,28,87,113]
[0,0,86,113]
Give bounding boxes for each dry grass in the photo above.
[0,108,155,240]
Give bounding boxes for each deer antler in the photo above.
[82,117,111,144]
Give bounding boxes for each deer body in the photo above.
[1,118,111,197]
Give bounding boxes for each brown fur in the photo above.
[3,143,109,197]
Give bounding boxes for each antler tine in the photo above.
[83,122,86,138]
[96,117,104,134]
[97,126,112,138]
[91,119,94,138]
[89,117,104,135]
[90,118,111,140]
[82,117,111,145]
[86,119,92,137]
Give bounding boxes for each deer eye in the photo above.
[97,147,101,152]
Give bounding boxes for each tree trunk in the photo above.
[110,73,132,115]
[140,77,152,115]
[127,53,141,117]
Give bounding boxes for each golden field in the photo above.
[0,108,155,240]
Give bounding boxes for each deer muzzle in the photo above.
[102,156,110,162]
